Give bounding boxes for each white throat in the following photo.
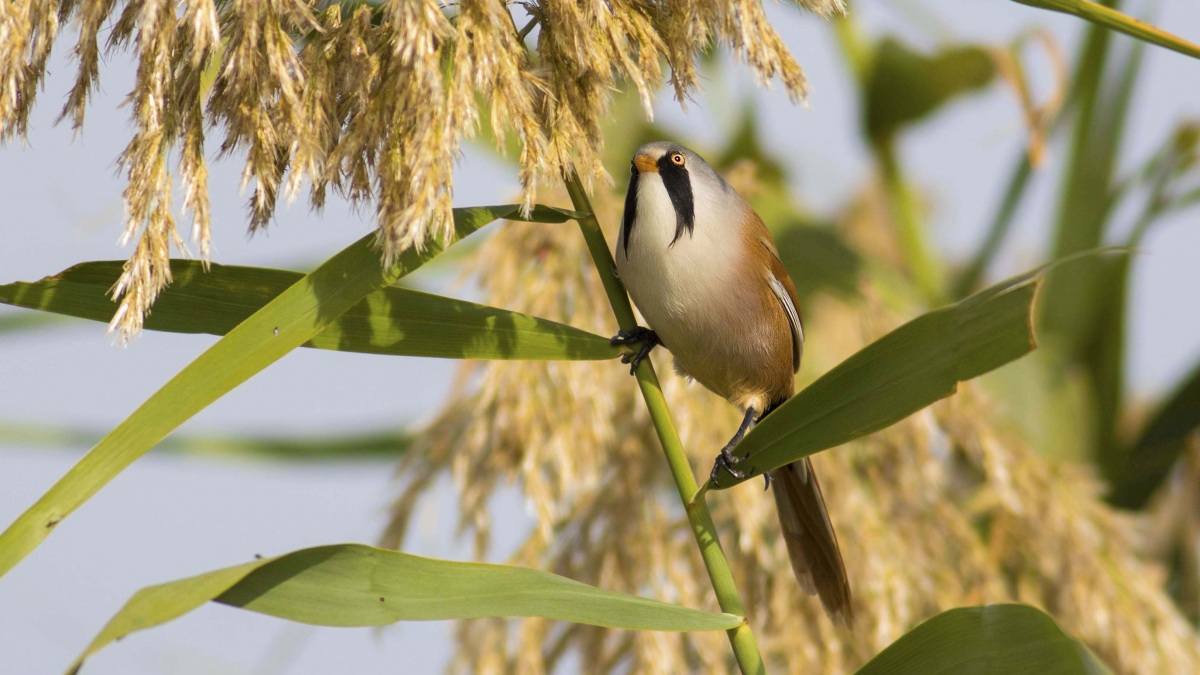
[615,171,745,348]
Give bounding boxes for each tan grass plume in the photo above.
[0,0,827,339]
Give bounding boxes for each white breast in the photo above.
[614,172,745,368]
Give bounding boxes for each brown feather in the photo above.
[740,213,803,373]
[741,211,851,624]
[659,207,796,414]
[616,150,851,624]
[770,458,854,626]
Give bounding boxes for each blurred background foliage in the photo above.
[3,0,1200,672]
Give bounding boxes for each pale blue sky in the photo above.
[2,2,1198,673]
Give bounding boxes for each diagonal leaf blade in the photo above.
[68,544,742,674]
[710,269,1041,487]
[1012,0,1200,61]
[855,604,1112,675]
[0,260,616,361]
[1110,361,1200,509]
[0,205,573,579]
[0,420,413,462]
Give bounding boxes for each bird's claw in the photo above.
[611,327,660,375]
[709,445,754,488]
[708,447,770,489]
[610,326,655,346]
[620,342,656,375]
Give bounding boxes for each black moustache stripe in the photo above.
[621,164,639,258]
[658,157,694,246]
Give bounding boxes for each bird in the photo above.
[611,141,852,625]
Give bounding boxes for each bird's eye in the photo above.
[670,153,685,166]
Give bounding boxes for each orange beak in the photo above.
[633,153,659,174]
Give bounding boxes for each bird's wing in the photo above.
[755,231,804,373]
[767,269,803,373]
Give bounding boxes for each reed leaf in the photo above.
[1041,29,1145,480]
[864,38,996,143]
[67,544,742,675]
[0,204,576,580]
[0,260,615,362]
[1012,0,1200,61]
[856,604,1113,675]
[1111,362,1200,509]
[0,421,411,463]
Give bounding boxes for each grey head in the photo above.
[622,142,738,256]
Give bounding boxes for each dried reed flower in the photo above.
[992,29,1067,167]
[1,0,833,339]
[797,0,846,16]
[0,0,59,140]
[383,173,1200,674]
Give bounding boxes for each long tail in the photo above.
[767,436,853,624]
[758,400,852,623]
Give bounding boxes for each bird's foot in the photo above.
[710,444,754,488]
[611,327,660,375]
[611,326,656,346]
[710,449,771,489]
[708,407,771,489]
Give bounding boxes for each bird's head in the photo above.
[623,142,735,252]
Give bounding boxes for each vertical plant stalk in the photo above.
[834,11,944,302]
[563,171,767,675]
[832,10,871,84]
[1042,6,1118,339]
[875,139,944,301]
[1011,0,1200,61]
[953,153,1034,297]
[1042,3,1148,483]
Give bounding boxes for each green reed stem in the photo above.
[562,170,767,675]
[1012,0,1200,61]
[953,152,1034,298]
[833,10,943,303]
[875,139,945,302]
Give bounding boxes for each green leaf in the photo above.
[1012,0,1200,62]
[0,420,412,462]
[865,38,996,143]
[953,152,1036,299]
[0,204,574,580]
[1098,126,1200,504]
[1040,30,1144,476]
[1110,361,1200,509]
[0,260,615,361]
[856,604,1112,675]
[709,269,1040,487]
[68,544,742,674]
[1080,250,1134,485]
[0,309,66,334]
[864,37,985,296]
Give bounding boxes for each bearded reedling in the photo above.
[612,142,852,624]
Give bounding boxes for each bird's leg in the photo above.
[610,326,660,375]
[751,409,773,491]
[710,407,758,487]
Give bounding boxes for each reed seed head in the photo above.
[1,0,828,338]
